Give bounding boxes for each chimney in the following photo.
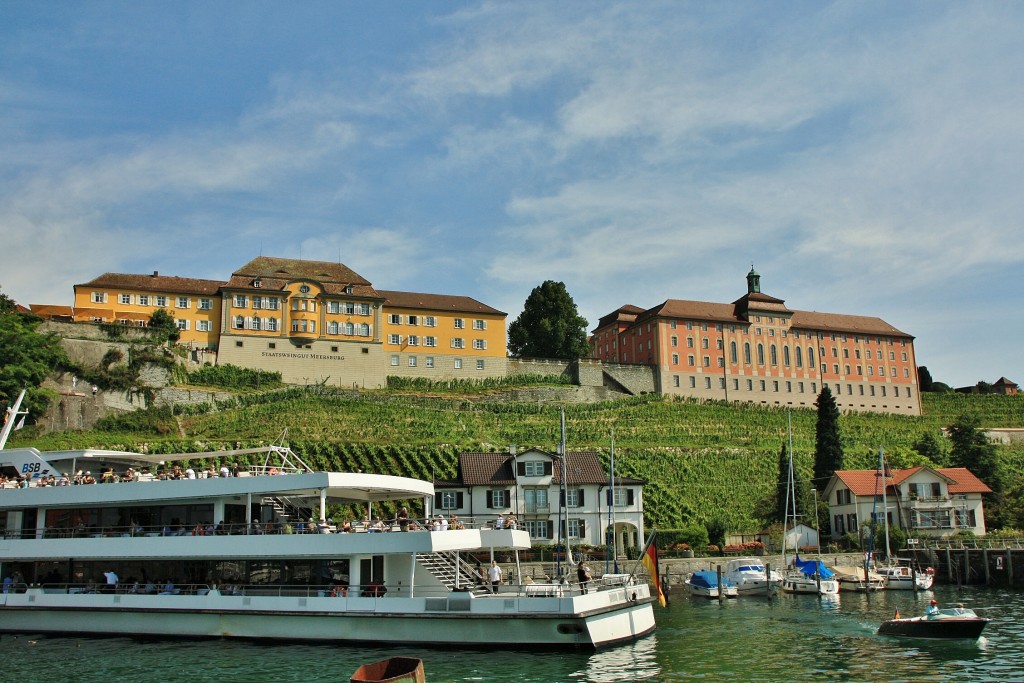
[152,271,159,277]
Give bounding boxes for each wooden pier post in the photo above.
[946,548,953,583]
[717,565,724,604]
[983,548,990,586]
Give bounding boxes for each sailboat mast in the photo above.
[0,388,27,451]
[607,430,617,574]
[880,446,891,560]
[782,412,793,567]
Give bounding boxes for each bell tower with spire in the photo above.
[746,265,761,294]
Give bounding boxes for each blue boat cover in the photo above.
[793,556,834,579]
[691,571,735,588]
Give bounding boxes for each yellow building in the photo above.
[67,257,507,387]
[72,272,224,347]
[378,290,508,377]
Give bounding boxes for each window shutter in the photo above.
[579,520,586,537]
[486,490,494,509]
[578,489,585,506]
[627,489,635,505]
[456,492,464,508]
[517,462,526,477]
[559,490,566,507]
[544,462,552,476]
[546,525,553,540]
[606,489,612,505]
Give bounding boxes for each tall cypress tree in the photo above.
[813,385,843,489]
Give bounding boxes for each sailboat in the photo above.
[779,413,839,596]
[871,446,935,591]
[835,447,889,592]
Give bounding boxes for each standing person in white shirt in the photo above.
[488,560,502,594]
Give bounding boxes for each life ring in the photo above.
[925,567,935,575]
[330,586,346,597]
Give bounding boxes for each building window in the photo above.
[176,319,188,330]
[389,314,402,324]
[139,295,150,306]
[407,335,419,346]
[672,354,679,365]
[476,359,484,370]
[120,294,132,305]
[92,292,107,304]
[388,334,401,345]
[234,315,244,329]
[267,318,278,332]
[344,322,354,335]
[390,355,399,366]
[473,319,486,330]
[233,295,247,308]
[425,336,437,347]
[425,357,434,368]
[452,338,465,349]
[523,461,546,477]
[408,315,419,326]
[757,344,765,365]
[673,376,680,387]
[730,341,737,364]
[489,490,509,508]
[454,358,462,369]
[687,337,694,348]
[671,336,678,347]
[687,354,695,366]
[473,339,487,350]
[408,356,417,367]
[454,318,465,329]
[328,322,339,335]
[199,298,212,310]
[705,377,712,389]
[197,320,211,332]
[744,342,751,364]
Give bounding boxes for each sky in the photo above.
[2,1,1022,389]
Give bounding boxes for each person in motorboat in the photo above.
[927,599,940,617]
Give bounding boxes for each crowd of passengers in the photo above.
[1,463,286,488]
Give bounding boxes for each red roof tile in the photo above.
[378,290,505,316]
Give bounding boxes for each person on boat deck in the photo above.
[577,563,592,593]
[506,513,518,530]
[475,561,485,587]
[927,599,940,617]
[439,515,449,532]
[220,464,230,478]
[341,519,353,533]
[104,570,119,593]
[495,513,505,529]
[397,507,409,531]
[185,467,196,479]
[489,560,502,594]
[161,580,177,595]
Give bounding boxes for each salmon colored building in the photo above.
[590,268,921,416]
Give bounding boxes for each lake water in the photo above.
[3,584,1021,682]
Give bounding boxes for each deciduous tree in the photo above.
[507,281,589,359]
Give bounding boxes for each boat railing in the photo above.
[9,515,520,540]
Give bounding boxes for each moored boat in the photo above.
[878,563,935,591]
[832,566,886,592]
[686,570,737,599]
[878,606,989,639]
[723,558,781,596]
[780,557,840,596]
[0,445,656,649]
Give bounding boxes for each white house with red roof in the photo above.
[822,466,991,540]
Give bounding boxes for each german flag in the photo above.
[640,532,666,607]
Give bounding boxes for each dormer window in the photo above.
[519,460,551,477]
[345,285,354,295]
[253,279,261,288]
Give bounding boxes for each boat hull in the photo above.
[0,589,656,649]
[878,616,989,639]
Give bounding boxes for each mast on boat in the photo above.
[0,388,28,451]
[880,446,892,561]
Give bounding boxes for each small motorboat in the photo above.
[686,570,738,599]
[877,563,935,591]
[878,606,990,639]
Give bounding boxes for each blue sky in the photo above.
[2,1,1022,389]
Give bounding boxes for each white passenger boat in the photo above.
[0,446,656,649]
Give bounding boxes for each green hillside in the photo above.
[10,388,1023,533]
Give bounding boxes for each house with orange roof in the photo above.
[434,447,647,555]
[589,267,920,416]
[822,466,991,541]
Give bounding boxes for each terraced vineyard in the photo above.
[14,388,1023,533]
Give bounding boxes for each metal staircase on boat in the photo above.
[417,551,490,595]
